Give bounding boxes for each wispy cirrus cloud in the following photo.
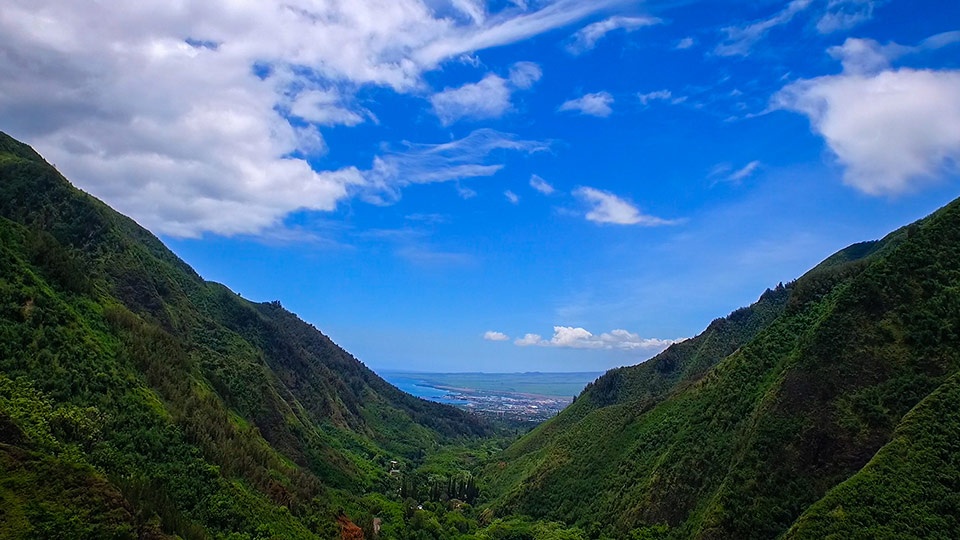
[559,91,614,117]
[708,160,762,187]
[367,129,549,203]
[414,0,631,66]
[715,0,813,57]
[566,15,661,55]
[529,174,555,195]
[574,187,678,226]
[817,0,881,34]
[729,160,762,182]
[637,89,687,106]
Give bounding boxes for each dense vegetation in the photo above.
[3,128,960,539]
[484,192,960,538]
[0,131,506,538]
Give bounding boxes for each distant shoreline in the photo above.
[380,371,602,400]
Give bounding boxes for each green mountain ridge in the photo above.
[484,192,960,537]
[3,128,960,540]
[0,132,494,538]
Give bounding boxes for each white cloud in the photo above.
[457,184,479,199]
[728,160,762,182]
[529,174,555,195]
[367,129,549,203]
[414,0,631,66]
[288,88,367,127]
[828,38,900,75]
[513,326,686,351]
[817,0,878,34]
[715,0,813,57]
[431,74,513,125]
[559,91,614,117]
[828,33,960,75]
[508,61,543,89]
[0,0,618,237]
[574,187,677,226]
[505,190,520,204]
[405,213,449,225]
[675,37,696,50]
[567,15,661,55]
[452,0,487,25]
[515,333,543,346]
[922,31,960,51]
[637,89,673,105]
[430,61,541,124]
[775,35,960,196]
[484,331,510,341]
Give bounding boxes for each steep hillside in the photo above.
[785,372,960,539]
[0,132,492,538]
[486,197,960,538]
[485,278,792,497]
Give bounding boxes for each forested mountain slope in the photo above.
[0,131,491,538]
[5,127,960,540]
[486,195,960,539]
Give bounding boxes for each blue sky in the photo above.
[2,0,959,372]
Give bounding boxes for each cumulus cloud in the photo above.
[430,61,541,125]
[559,91,614,117]
[774,35,960,195]
[514,333,543,346]
[431,74,514,124]
[529,174,555,195]
[715,0,812,57]
[0,0,617,237]
[483,331,510,341]
[574,187,677,226]
[567,16,661,54]
[514,326,686,351]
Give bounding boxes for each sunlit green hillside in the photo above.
[486,195,960,539]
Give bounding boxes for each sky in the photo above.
[2,0,959,373]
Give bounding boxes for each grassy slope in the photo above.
[487,198,960,539]
[0,131,492,537]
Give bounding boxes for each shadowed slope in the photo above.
[0,131,491,538]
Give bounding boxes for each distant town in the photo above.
[381,371,602,422]
[442,387,572,422]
